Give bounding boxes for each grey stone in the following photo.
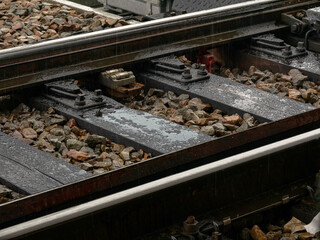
[200,126,215,136]
[80,146,95,156]
[212,123,226,131]
[80,163,93,171]
[85,135,107,148]
[66,139,86,151]
[49,138,62,150]
[236,122,249,133]
[0,185,12,198]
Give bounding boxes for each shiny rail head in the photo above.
[0,0,280,55]
[0,128,319,239]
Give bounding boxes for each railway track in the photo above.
[0,0,319,239]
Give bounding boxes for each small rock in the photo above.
[92,169,105,175]
[223,123,239,131]
[66,139,86,151]
[251,225,267,240]
[94,161,112,169]
[298,232,314,240]
[49,117,66,125]
[168,115,184,125]
[50,127,65,136]
[223,114,242,125]
[288,89,302,100]
[212,123,226,131]
[47,107,55,114]
[0,185,12,198]
[194,118,210,126]
[188,98,211,111]
[108,152,121,162]
[120,147,135,161]
[279,74,292,82]
[112,143,125,153]
[111,159,124,169]
[80,162,93,171]
[266,231,282,240]
[66,118,78,128]
[248,66,258,76]
[80,146,95,155]
[85,135,106,148]
[200,126,215,136]
[236,122,249,132]
[288,69,308,87]
[148,88,165,97]
[11,130,23,139]
[67,150,90,161]
[21,127,37,139]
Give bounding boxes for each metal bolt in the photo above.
[291,23,302,34]
[75,93,86,106]
[282,45,292,56]
[95,109,102,117]
[183,216,199,235]
[296,42,305,52]
[182,68,192,79]
[197,64,208,76]
[93,89,103,102]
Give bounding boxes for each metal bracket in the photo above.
[250,34,307,60]
[43,80,106,110]
[149,56,210,83]
[281,11,308,34]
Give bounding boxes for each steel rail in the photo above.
[0,0,318,94]
[1,128,319,239]
[0,0,279,56]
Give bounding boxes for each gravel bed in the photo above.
[0,184,24,204]
[124,89,262,137]
[153,217,320,240]
[0,103,151,175]
[222,66,320,107]
[0,0,128,49]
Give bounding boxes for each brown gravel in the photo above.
[223,66,320,107]
[0,0,128,49]
[124,88,262,137]
[0,184,24,204]
[0,103,151,175]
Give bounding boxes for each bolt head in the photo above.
[95,89,102,96]
[77,93,85,101]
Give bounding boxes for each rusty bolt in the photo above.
[197,64,208,76]
[182,68,192,79]
[183,216,199,235]
[75,93,86,106]
[296,42,305,52]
